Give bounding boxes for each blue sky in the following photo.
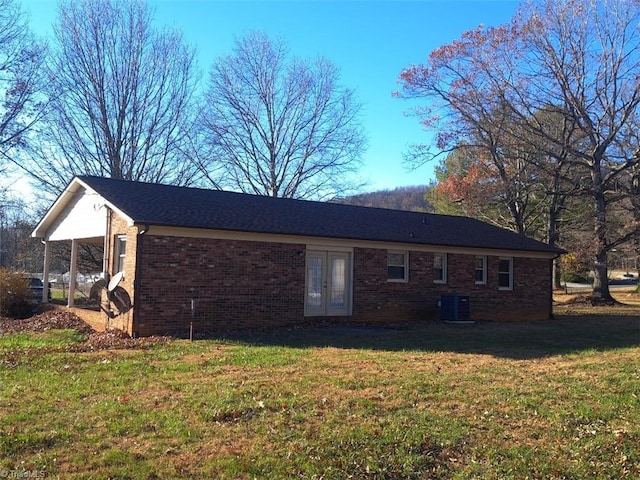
[23,0,521,192]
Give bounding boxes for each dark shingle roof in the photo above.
[77,176,564,254]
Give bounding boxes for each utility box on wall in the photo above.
[440,293,472,323]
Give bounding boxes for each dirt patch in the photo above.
[0,308,171,350]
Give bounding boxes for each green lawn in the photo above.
[0,302,638,479]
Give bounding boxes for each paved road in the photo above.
[563,281,637,293]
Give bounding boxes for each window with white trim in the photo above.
[498,257,513,290]
[475,256,487,284]
[387,251,408,282]
[433,253,447,283]
[115,235,126,274]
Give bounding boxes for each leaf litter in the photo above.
[0,308,171,351]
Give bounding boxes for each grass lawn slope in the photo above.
[0,292,638,479]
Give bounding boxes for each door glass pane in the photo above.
[307,256,323,308]
[330,257,345,308]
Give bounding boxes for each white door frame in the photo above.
[305,249,352,316]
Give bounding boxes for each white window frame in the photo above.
[387,251,408,283]
[433,253,447,284]
[114,235,126,275]
[474,255,487,285]
[498,257,513,290]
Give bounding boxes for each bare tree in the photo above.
[201,31,366,199]
[398,0,640,303]
[26,0,200,195]
[0,196,42,271]
[521,0,640,303]
[0,0,45,176]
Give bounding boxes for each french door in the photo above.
[305,250,352,316]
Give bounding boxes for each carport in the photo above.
[31,181,111,307]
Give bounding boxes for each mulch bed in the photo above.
[0,309,172,350]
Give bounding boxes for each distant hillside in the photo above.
[334,185,433,212]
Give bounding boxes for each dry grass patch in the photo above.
[554,286,640,307]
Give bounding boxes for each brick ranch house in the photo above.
[32,176,564,337]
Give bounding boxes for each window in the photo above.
[433,253,447,283]
[387,251,408,282]
[498,257,513,290]
[475,256,487,284]
[115,235,126,274]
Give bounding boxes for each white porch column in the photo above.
[68,238,78,307]
[42,240,51,303]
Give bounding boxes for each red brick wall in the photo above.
[95,213,138,335]
[351,248,435,325]
[351,248,552,324]
[133,235,306,337]
[475,255,552,321]
[122,231,552,336]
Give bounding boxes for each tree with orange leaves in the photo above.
[398,0,640,303]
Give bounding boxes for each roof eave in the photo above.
[132,221,566,258]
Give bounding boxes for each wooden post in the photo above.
[42,241,51,303]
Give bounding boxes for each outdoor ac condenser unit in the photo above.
[440,293,472,323]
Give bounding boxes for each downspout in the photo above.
[132,224,150,338]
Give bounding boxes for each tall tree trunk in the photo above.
[592,249,614,304]
[553,258,563,290]
[636,248,640,293]
[547,192,564,290]
[591,171,615,304]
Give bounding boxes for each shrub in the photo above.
[0,269,32,318]
[561,271,590,284]
[561,253,591,284]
